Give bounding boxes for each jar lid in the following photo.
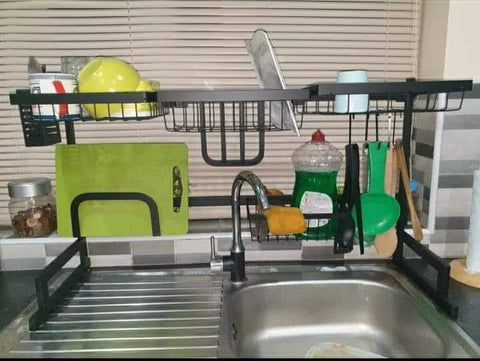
[8,178,52,198]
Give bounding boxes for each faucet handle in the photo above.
[210,236,223,272]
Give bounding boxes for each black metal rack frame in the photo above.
[24,78,473,330]
[10,79,471,166]
[28,192,161,331]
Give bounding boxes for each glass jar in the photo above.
[8,178,57,237]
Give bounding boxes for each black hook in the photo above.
[364,113,370,141]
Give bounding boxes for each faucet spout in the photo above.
[209,171,270,283]
[231,171,270,255]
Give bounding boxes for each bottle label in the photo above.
[299,191,332,228]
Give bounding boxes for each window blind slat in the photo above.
[0,0,419,225]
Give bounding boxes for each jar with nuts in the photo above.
[8,178,57,237]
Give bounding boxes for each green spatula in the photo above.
[355,141,400,244]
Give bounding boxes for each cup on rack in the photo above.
[28,73,81,122]
[334,70,369,114]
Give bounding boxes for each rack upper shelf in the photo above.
[10,79,473,105]
[9,79,474,165]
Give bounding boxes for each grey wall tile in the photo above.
[131,240,174,255]
[412,154,433,183]
[414,142,434,159]
[1,244,45,259]
[413,128,435,145]
[440,129,480,161]
[45,243,70,257]
[219,237,259,252]
[259,239,302,250]
[431,230,469,244]
[440,159,480,175]
[175,253,210,264]
[88,242,131,255]
[422,199,429,215]
[133,254,175,266]
[413,113,436,131]
[2,258,46,271]
[423,186,430,201]
[421,192,429,225]
[421,212,429,228]
[436,188,473,217]
[438,174,473,188]
[435,216,470,230]
[302,245,344,261]
[412,168,426,185]
[443,114,480,130]
[89,255,132,267]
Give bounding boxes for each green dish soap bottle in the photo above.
[291,130,343,240]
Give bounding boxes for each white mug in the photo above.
[334,70,369,113]
[29,73,81,121]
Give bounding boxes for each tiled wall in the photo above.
[412,111,435,228]
[413,95,480,258]
[0,231,391,271]
[431,97,480,256]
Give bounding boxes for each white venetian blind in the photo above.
[0,0,420,225]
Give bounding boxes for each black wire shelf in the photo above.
[9,79,474,166]
[295,79,470,116]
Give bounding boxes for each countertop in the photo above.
[0,260,479,349]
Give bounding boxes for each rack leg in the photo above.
[65,121,76,144]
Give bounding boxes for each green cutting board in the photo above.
[56,143,189,237]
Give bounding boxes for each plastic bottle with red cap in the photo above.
[291,129,343,240]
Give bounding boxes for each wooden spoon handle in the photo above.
[374,144,398,258]
[396,141,423,241]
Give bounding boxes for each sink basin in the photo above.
[2,263,479,358]
[218,264,480,358]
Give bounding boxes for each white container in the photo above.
[29,73,80,121]
[334,70,369,113]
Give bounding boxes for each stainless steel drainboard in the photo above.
[9,270,224,358]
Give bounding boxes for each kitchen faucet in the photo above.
[210,170,270,283]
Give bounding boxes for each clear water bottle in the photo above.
[291,130,343,240]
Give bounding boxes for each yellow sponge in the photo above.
[263,206,307,235]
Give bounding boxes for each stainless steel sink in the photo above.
[2,263,480,358]
[218,264,480,358]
